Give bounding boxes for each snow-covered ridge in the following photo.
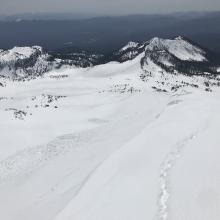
[145,37,207,62]
[115,36,209,64]
[120,41,139,51]
[0,46,55,79]
[0,45,105,79]
[0,46,43,63]
[0,36,219,81]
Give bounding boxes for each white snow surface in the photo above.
[0,55,220,220]
[146,37,207,61]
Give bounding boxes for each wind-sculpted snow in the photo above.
[0,133,81,183]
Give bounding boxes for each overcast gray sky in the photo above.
[1,0,220,15]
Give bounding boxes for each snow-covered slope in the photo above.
[0,46,58,79]
[0,47,102,79]
[146,36,207,62]
[0,46,42,62]
[0,37,220,220]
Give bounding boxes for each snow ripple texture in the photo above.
[0,133,89,183]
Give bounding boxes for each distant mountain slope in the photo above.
[0,46,55,79]
[1,36,220,93]
[112,36,220,77]
[0,46,103,79]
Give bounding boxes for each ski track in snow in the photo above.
[157,132,198,220]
